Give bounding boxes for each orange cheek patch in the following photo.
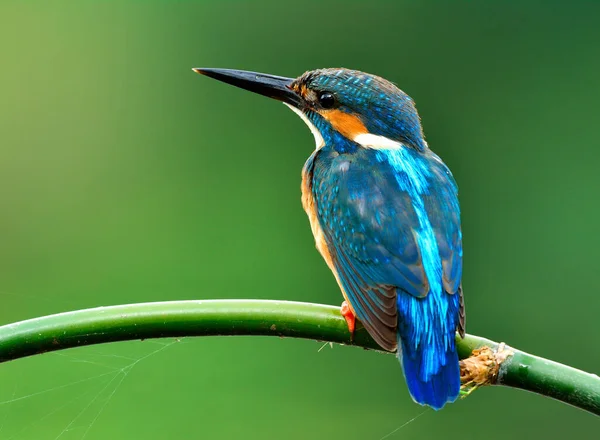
[320,109,368,140]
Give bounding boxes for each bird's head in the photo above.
[193,67,426,152]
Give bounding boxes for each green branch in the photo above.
[0,300,598,415]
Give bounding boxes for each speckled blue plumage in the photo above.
[299,69,464,410]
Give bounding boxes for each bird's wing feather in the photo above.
[312,148,463,351]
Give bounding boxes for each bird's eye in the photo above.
[318,92,336,109]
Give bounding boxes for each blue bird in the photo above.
[193,67,465,410]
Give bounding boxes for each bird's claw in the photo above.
[340,301,356,341]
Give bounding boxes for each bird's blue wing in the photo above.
[311,148,463,351]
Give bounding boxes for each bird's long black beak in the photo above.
[192,68,303,108]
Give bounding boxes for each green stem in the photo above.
[0,300,598,415]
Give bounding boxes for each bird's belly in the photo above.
[301,169,356,314]
[301,169,334,271]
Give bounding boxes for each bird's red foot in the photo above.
[340,301,356,340]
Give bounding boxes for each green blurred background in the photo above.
[1,1,599,438]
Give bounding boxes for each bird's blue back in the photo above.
[304,134,463,409]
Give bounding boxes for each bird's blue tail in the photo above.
[397,291,461,410]
[399,338,460,410]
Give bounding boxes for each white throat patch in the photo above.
[284,103,325,150]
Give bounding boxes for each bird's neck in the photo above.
[312,112,427,154]
[288,105,427,154]
[303,111,359,154]
[325,131,360,154]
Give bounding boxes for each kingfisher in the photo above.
[193,67,465,410]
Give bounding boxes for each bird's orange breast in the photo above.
[300,167,356,315]
[301,169,334,271]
